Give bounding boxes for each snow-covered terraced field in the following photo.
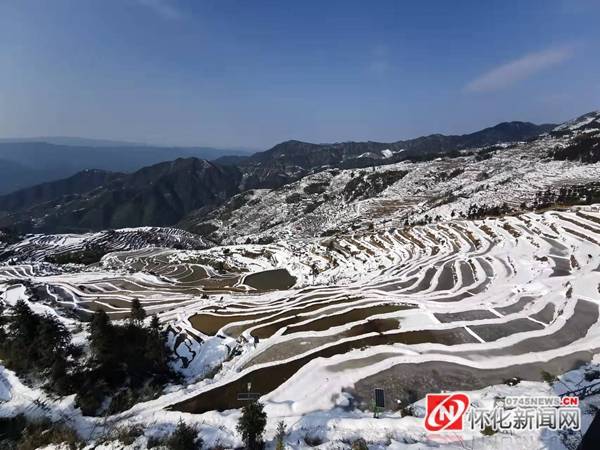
[0,114,599,449]
[3,205,599,429]
[0,226,210,264]
[162,206,600,417]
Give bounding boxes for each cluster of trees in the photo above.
[0,376,282,450]
[0,298,176,416]
[0,300,79,395]
[152,400,278,450]
[303,181,330,195]
[417,183,600,226]
[2,300,316,449]
[405,202,515,227]
[406,182,600,229]
[463,202,512,220]
[343,170,409,202]
[433,167,464,183]
[551,134,600,164]
[76,300,177,415]
[147,420,204,450]
[405,149,461,162]
[2,299,296,450]
[0,414,82,450]
[533,184,600,210]
[473,145,502,161]
[46,243,108,265]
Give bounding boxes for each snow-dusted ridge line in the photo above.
[191,111,600,247]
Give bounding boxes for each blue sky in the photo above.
[0,0,599,149]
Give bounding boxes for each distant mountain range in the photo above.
[0,139,252,194]
[0,158,297,234]
[0,120,560,234]
[243,121,556,170]
[0,136,152,147]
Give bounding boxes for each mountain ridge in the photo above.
[0,118,573,234]
[243,121,556,169]
[0,157,300,234]
[0,141,252,194]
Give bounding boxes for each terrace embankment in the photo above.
[347,351,597,410]
[170,326,477,413]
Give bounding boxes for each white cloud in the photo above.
[464,46,573,93]
[136,0,182,20]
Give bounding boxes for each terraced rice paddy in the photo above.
[2,206,600,417]
[165,207,600,414]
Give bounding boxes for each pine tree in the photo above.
[144,327,169,373]
[237,401,267,450]
[50,354,70,394]
[1,300,74,386]
[275,420,286,450]
[166,420,202,450]
[150,314,160,331]
[34,314,71,370]
[89,310,113,365]
[7,300,38,343]
[130,299,146,324]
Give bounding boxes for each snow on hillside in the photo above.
[1,204,600,448]
[0,227,211,264]
[1,113,600,449]
[188,114,600,247]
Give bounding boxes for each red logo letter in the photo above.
[425,393,470,431]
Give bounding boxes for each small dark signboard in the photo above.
[237,392,261,401]
[373,388,385,418]
[237,381,260,402]
[375,388,385,408]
